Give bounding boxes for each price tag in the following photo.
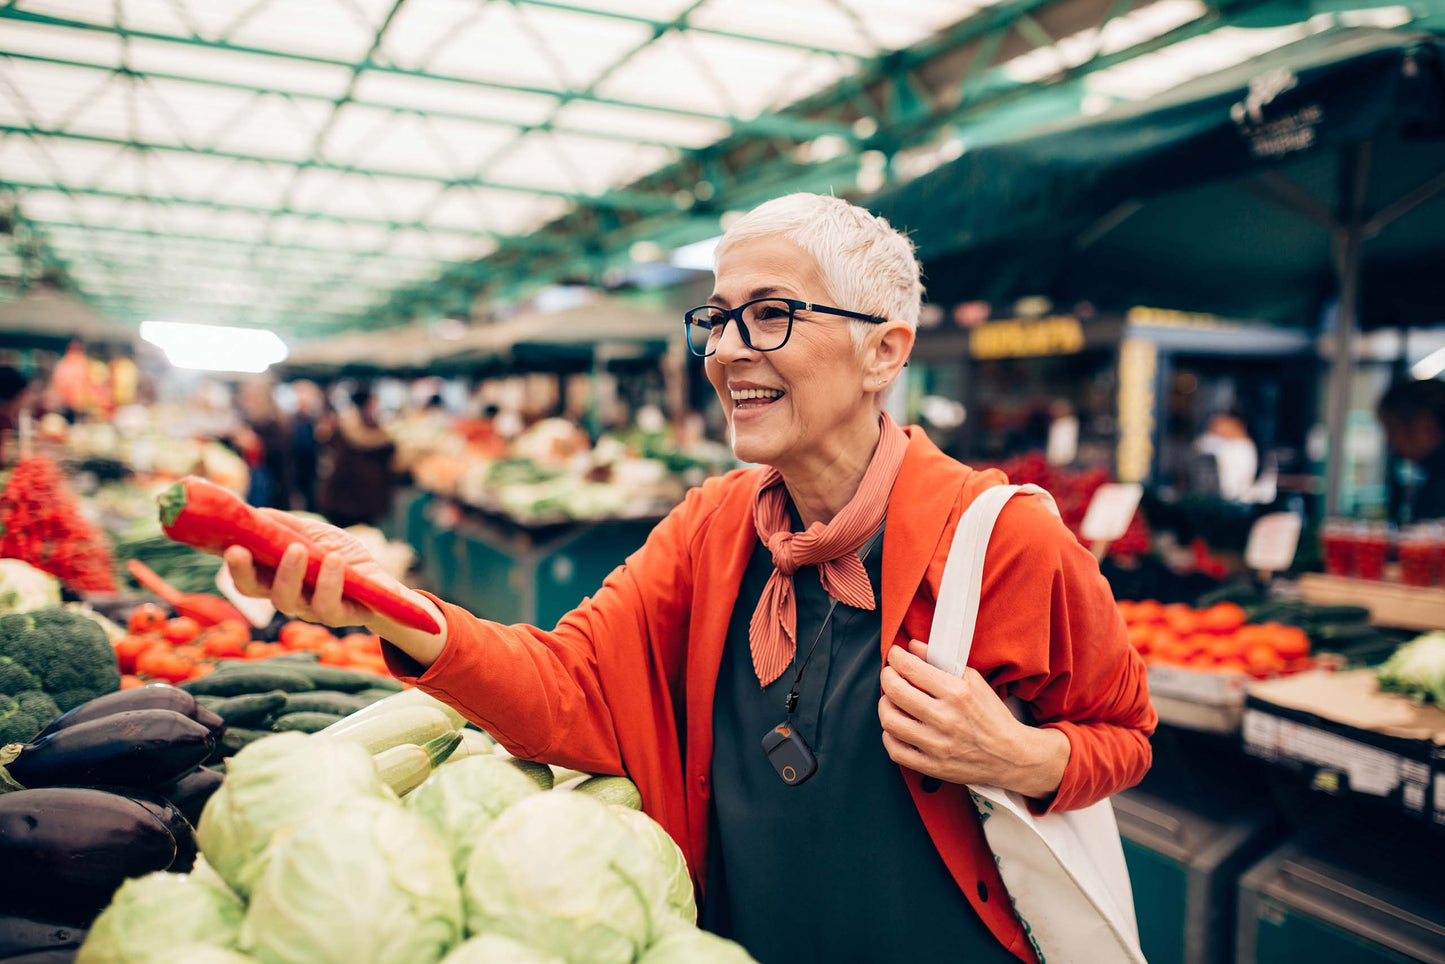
[216,564,276,629]
[1244,512,1302,574]
[1080,483,1143,543]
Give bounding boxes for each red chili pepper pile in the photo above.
[0,456,117,592]
[988,451,1153,557]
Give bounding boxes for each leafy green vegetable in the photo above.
[0,559,60,615]
[405,754,541,875]
[440,934,564,964]
[197,732,391,899]
[609,806,696,924]
[145,946,256,964]
[637,928,759,963]
[1377,632,1445,705]
[241,798,462,964]
[0,607,122,710]
[463,792,672,964]
[77,871,244,963]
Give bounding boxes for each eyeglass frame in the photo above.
[682,297,889,358]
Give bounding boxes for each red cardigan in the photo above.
[387,428,1156,964]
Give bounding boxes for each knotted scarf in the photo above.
[748,413,909,686]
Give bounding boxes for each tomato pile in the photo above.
[112,603,388,687]
[1117,600,1315,677]
[992,452,1152,557]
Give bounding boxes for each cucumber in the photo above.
[1311,623,1382,644]
[1304,605,1372,624]
[210,691,289,727]
[572,775,642,809]
[270,651,321,663]
[275,664,402,694]
[282,691,373,716]
[181,668,316,696]
[504,756,554,791]
[273,712,344,733]
[319,706,454,755]
[356,688,400,701]
[320,688,466,736]
[215,726,272,758]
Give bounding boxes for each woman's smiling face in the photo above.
[705,237,885,472]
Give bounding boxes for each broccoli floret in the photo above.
[0,690,60,744]
[0,608,121,711]
[0,655,39,696]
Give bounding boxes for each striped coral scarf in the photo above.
[748,414,909,687]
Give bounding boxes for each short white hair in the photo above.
[714,193,923,348]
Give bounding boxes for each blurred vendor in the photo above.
[1378,378,1445,522]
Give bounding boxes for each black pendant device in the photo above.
[760,525,884,787]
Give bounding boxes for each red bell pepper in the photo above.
[157,476,439,635]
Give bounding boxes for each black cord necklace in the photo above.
[761,525,885,786]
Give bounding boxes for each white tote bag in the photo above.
[926,483,1147,964]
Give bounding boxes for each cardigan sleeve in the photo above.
[965,495,1157,814]
[382,482,714,775]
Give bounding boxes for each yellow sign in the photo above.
[970,316,1085,359]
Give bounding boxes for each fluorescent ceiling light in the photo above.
[670,235,722,272]
[139,321,288,373]
[1411,345,1445,381]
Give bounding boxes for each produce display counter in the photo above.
[388,488,660,628]
[1295,573,1445,634]
[1115,788,1279,964]
[1237,829,1445,964]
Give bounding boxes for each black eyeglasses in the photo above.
[683,298,888,357]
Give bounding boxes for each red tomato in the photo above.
[201,631,247,660]
[342,633,381,655]
[245,641,286,661]
[163,617,202,645]
[135,643,179,680]
[120,674,146,690]
[318,640,351,666]
[279,621,329,650]
[128,604,167,635]
[173,645,204,663]
[112,634,156,675]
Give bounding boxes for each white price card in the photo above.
[1080,483,1143,543]
[217,563,276,629]
[1244,512,1303,574]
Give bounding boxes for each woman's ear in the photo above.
[866,321,915,388]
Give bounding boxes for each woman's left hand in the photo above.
[878,639,1070,800]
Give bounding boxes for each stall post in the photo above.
[1323,142,1371,516]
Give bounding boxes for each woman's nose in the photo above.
[711,318,755,362]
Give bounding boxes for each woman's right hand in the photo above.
[225,509,446,666]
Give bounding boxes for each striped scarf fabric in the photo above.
[748,414,909,687]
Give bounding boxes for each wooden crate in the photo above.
[1295,573,1445,632]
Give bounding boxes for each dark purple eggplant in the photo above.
[5,710,215,792]
[0,916,85,959]
[0,949,81,963]
[123,792,198,873]
[157,766,224,827]
[36,685,224,739]
[0,788,178,925]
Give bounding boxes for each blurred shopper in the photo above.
[229,193,1153,964]
[319,384,395,528]
[1378,378,1445,521]
[1194,412,1258,501]
[237,378,291,509]
[289,381,325,512]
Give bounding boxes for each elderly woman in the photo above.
[227,194,1155,964]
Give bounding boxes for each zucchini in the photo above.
[372,744,431,797]
[282,691,373,716]
[319,706,454,755]
[573,775,642,809]
[180,668,316,697]
[320,688,466,736]
[504,756,554,791]
[273,712,344,734]
[209,691,289,727]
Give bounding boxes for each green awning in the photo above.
[871,28,1445,327]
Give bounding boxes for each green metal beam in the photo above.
[0,178,568,250]
[0,51,689,150]
[0,7,855,140]
[0,124,679,212]
[31,219,455,263]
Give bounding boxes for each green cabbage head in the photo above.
[198,732,391,898]
[147,948,257,964]
[77,871,244,964]
[441,934,564,964]
[609,806,696,924]
[463,792,672,964]
[241,798,462,964]
[405,754,541,874]
[638,928,759,963]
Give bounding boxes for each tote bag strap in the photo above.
[927,483,1059,678]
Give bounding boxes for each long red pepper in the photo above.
[157,476,440,635]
